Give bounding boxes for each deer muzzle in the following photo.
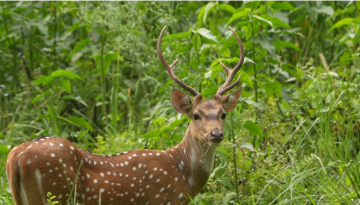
[209,128,224,143]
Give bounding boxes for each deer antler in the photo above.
[216,26,244,96]
[157,26,199,96]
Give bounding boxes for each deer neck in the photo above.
[168,122,217,196]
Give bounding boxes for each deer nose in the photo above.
[210,128,224,143]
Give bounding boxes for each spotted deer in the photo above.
[6,25,244,205]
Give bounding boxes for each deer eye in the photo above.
[221,113,226,119]
[193,114,200,120]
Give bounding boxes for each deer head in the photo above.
[157,26,244,147]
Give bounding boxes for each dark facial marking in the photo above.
[198,109,206,117]
[205,101,215,109]
[198,106,224,121]
[217,108,224,116]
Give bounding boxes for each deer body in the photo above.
[7,127,215,205]
[7,25,245,205]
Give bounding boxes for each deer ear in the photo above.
[222,87,243,112]
[172,90,192,114]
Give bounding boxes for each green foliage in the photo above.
[0,1,359,204]
[93,135,107,155]
[243,120,263,137]
[47,192,59,205]
[67,38,91,61]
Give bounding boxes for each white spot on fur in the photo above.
[35,169,47,204]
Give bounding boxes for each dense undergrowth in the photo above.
[0,1,360,204]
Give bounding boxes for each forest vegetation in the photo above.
[0,1,360,204]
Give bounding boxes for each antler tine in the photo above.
[216,26,245,96]
[157,26,199,96]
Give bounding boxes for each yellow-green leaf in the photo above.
[330,18,354,30]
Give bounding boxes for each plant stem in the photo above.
[251,23,257,103]
[53,4,57,59]
[230,112,240,204]
[100,28,108,132]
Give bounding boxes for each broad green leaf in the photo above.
[67,38,91,61]
[205,69,212,79]
[210,163,227,178]
[335,7,356,16]
[59,116,93,132]
[32,76,55,86]
[31,95,41,104]
[104,52,123,71]
[60,80,71,94]
[220,32,244,54]
[154,117,167,126]
[252,34,276,57]
[267,56,279,64]
[264,78,283,98]
[211,57,254,69]
[162,31,191,41]
[69,116,93,131]
[323,71,339,78]
[277,29,305,38]
[260,14,291,29]
[51,70,83,80]
[65,22,83,33]
[243,99,263,110]
[196,28,219,44]
[174,43,193,55]
[31,91,51,104]
[253,15,273,27]
[237,71,253,88]
[172,135,183,142]
[198,6,206,22]
[240,142,254,150]
[218,4,236,14]
[271,2,295,11]
[201,85,218,96]
[141,129,160,139]
[220,178,234,189]
[28,19,48,36]
[62,96,88,107]
[204,2,215,24]
[227,8,251,26]
[210,65,223,80]
[244,57,255,65]
[349,191,357,199]
[313,5,334,16]
[282,63,303,80]
[346,177,351,187]
[243,120,263,137]
[165,117,187,131]
[330,18,353,30]
[0,144,10,155]
[354,17,360,24]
